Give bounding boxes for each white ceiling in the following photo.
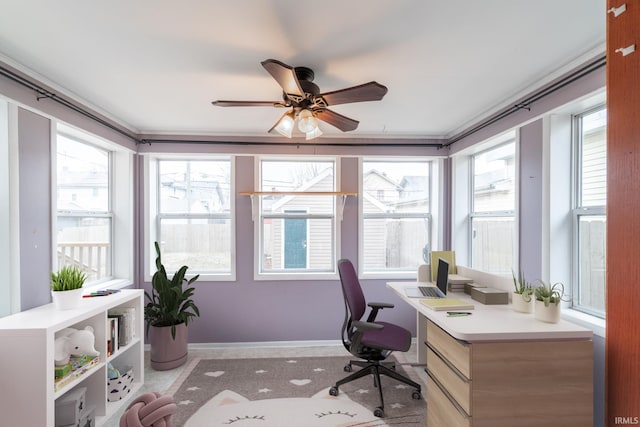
[0,1,606,141]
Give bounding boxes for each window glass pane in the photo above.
[156,159,232,275]
[361,160,431,273]
[471,216,514,274]
[580,109,607,207]
[261,160,334,191]
[56,217,111,282]
[362,161,430,214]
[261,217,334,271]
[473,143,515,212]
[577,215,606,314]
[159,160,231,214]
[258,159,336,274]
[158,218,231,273]
[57,135,109,212]
[363,217,430,270]
[56,134,111,281]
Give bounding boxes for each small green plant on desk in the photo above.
[533,280,567,306]
[512,270,534,302]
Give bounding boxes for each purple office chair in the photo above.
[329,259,422,417]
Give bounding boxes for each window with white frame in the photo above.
[361,159,432,274]
[258,157,337,275]
[56,127,121,284]
[573,107,606,317]
[470,141,516,274]
[152,158,233,277]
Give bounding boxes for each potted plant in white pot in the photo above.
[533,280,568,323]
[50,265,87,310]
[145,241,200,371]
[511,270,534,313]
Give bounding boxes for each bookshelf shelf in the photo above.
[0,289,144,427]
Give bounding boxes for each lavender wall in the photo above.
[18,108,52,310]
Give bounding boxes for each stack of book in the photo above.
[107,307,137,356]
[448,274,474,292]
[54,355,99,391]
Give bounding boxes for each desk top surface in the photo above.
[387,282,593,342]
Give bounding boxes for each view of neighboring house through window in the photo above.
[361,159,431,273]
[156,159,232,276]
[471,140,516,274]
[56,133,112,282]
[258,158,336,274]
[574,107,606,317]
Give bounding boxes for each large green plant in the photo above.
[145,241,200,339]
[51,265,87,291]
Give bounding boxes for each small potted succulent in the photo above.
[511,270,534,313]
[533,280,568,323]
[50,265,87,310]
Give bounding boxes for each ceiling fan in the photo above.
[211,59,388,140]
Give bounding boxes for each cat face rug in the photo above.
[184,388,390,427]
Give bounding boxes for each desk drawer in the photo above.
[427,346,471,415]
[427,373,471,427]
[427,320,471,379]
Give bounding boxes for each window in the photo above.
[573,107,606,317]
[152,158,233,278]
[56,132,113,283]
[361,159,432,274]
[257,157,337,276]
[470,141,516,274]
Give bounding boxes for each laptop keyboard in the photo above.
[419,286,441,297]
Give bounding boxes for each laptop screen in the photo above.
[436,258,449,295]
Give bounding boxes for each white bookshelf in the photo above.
[0,289,144,427]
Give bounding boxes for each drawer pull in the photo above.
[427,369,471,420]
[427,342,470,383]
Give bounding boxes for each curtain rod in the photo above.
[0,64,140,143]
[140,138,446,148]
[444,54,606,147]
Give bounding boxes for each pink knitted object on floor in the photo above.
[120,392,177,427]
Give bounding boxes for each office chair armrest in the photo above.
[366,302,394,322]
[352,320,384,331]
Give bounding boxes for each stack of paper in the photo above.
[420,298,475,311]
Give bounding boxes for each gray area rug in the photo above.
[167,356,425,426]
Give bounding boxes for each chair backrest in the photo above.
[337,259,366,322]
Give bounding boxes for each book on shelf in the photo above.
[106,317,119,356]
[54,355,99,391]
[420,297,475,311]
[108,307,136,347]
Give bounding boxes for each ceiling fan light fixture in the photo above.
[305,126,323,140]
[297,109,318,133]
[273,111,295,138]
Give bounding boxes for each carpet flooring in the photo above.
[167,355,426,426]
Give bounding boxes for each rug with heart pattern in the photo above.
[166,356,425,426]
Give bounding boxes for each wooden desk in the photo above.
[387,282,593,427]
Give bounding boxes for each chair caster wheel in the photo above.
[374,407,384,418]
[329,386,339,396]
[412,390,422,400]
[343,364,352,372]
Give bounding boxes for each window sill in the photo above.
[562,308,605,338]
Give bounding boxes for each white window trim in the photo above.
[358,156,441,280]
[253,156,340,281]
[143,154,236,282]
[53,122,135,291]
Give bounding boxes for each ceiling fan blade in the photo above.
[261,59,304,97]
[315,109,359,132]
[212,100,285,107]
[319,81,388,106]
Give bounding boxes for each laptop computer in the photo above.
[405,258,449,298]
